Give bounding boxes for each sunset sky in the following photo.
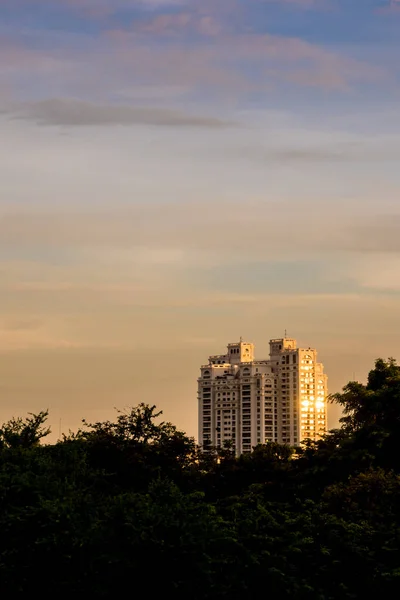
[1,0,400,440]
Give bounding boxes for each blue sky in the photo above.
[1,0,400,438]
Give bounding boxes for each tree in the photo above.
[0,411,50,450]
[2,365,400,598]
[74,404,199,492]
[328,358,400,471]
[331,358,400,432]
[81,403,173,443]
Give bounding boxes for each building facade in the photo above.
[198,337,328,454]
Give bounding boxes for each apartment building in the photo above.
[198,337,328,454]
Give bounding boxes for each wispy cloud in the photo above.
[0,0,387,107]
[0,197,396,261]
[262,0,325,6]
[9,98,233,128]
[134,11,222,36]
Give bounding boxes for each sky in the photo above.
[1,0,400,440]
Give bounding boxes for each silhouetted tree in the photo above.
[1,360,400,597]
[0,410,50,449]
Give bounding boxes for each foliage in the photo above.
[0,410,50,449]
[1,359,400,596]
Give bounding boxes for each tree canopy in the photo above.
[1,358,400,597]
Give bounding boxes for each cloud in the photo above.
[262,0,324,6]
[128,0,324,38]
[1,318,42,332]
[325,249,400,293]
[6,0,186,8]
[1,13,383,101]
[233,142,362,164]
[231,130,400,164]
[100,31,386,95]
[0,12,387,106]
[0,198,387,262]
[338,216,400,254]
[135,11,222,36]
[377,0,400,14]
[350,256,400,291]
[9,98,233,128]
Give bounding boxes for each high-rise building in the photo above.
[198,337,328,455]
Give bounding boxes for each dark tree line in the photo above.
[1,358,400,597]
